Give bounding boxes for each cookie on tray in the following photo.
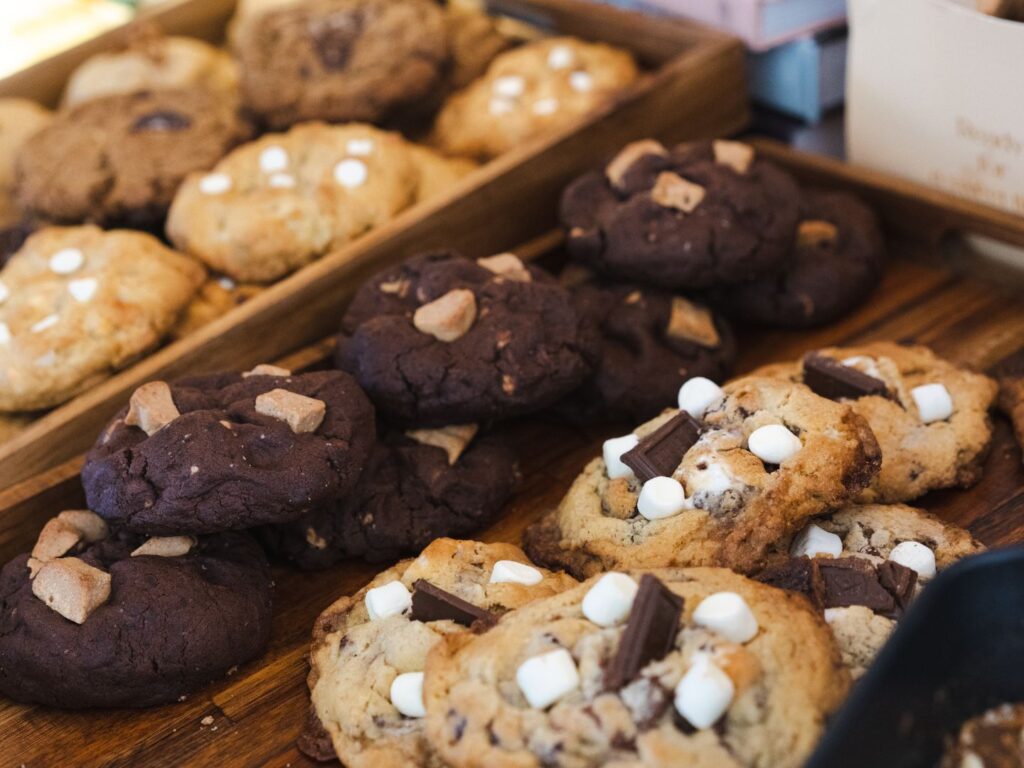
[167,122,421,283]
[82,366,375,534]
[336,250,599,426]
[432,37,638,160]
[754,342,999,502]
[0,226,204,412]
[237,0,447,129]
[171,277,264,340]
[758,504,983,677]
[995,351,1024,465]
[16,89,249,229]
[0,511,272,708]
[560,139,802,289]
[0,99,51,246]
[408,145,478,203]
[424,568,848,768]
[524,375,882,578]
[306,538,576,767]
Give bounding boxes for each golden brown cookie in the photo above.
[0,99,51,232]
[171,277,264,340]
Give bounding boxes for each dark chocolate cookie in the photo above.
[15,88,249,229]
[0,527,272,709]
[560,139,801,289]
[261,427,520,569]
[711,189,886,327]
[82,369,375,534]
[336,251,599,426]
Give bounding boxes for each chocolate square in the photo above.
[622,412,702,483]
[410,580,495,628]
[817,558,896,614]
[605,575,683,691]
[803,353,890,401]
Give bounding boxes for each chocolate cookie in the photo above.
[560,139,801,289]
[16,89,249,229]
[261,427,520,569]
[336,251,599,426]
[82,367,375,534]
[0,513,272,709]
[712,189,886,327]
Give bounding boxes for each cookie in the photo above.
[996,352,1024,465]
[166,122,421,283]
[560,139,802,289]
[408,145,478,203]
[0,226,204,412]
[16,89,249,229]
[237,0,447,129]
[711,189,886,327]
[754,342,999,502]
[432,37,638,160]
[424,568,848,768]
[0,98,51,234]
[941,703,1024,768]
[307,538,576,768]
[0,514,272,708]
[758,504,982,677]
[441,5,516,93]
[82,368,375,534]
[336,250,599,426]
[261,427,520,569]
[524,375,882,578]
[171,276,264,340]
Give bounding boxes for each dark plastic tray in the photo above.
[806,546,1024,768]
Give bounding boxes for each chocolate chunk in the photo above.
[410,580,495,628]
[818,558,895,615]
[877,560,918,613]
[309,12,364,70]
[605,575,683,691]
[296,705,338,762]
[130,110,192,133]
[622,412,702,483]
[756,557,825,610]
[803,353,890,401]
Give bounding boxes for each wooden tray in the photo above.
[1,143,1023,766]
[0,0,748,490]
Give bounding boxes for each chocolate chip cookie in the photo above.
[336,250,599,426]
[307,538,576,767]
[424,569,848,768]
[0,513,272,708]
[525,375,882,578]
[0,98,51,242]
[561,139,801,289]
[995,351,1024,465]
[82,368,375,534]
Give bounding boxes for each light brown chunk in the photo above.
[31,518,83,563]
[477,253,532,283]
[606,139,668,189]
[413,289,478,342]
[406,424,479,465]
[31,557,111,624]
[243,364,291,378]
[125,381,180,436]
[712,140,755,174]
[131,536,196,558]
[666,296,721,348]
[797,220,839,249]
[57,510,108,542]
[379,278,411,297]
[255,388,326,434]
[651,172,706,213]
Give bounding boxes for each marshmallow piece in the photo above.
[378,278,410,296]
[692,592,759,644]
[790,524,843,559]
[911,383,954,424]
[581,573,638,627]
[712,140,755,174]
[125,381,181,436]
[268,173,296,189]
[199,172,232,195]
[666,297,720,347]
[31,518,84,563]
[603,434,639,480]
[31,314,58,333]
[131,536,196,558]
[490,560,543,586]
[243,363,291,378]
[532,98,559,116]
[569,71,594,92]
[365,580,412,621]
[547,44,575,69]
[334,158,368,189]
[259,145,288,173]
[889,541,937,580]
[0,323,9,345]
[405,423,478,465]
[651,172,706,213]
[516,648,580,709]
[493,75,526,98]
[49,247,84,274]
[255,388,326,434]
[477,253,532,282]
[637,476,688,520]
[606,140,668,188]
[347,138,375,156]
[31,557,111,625]
[747,424,802,465]
[390,672,426,718]
[797,219,839,249]
[674,656,735,729]
[0,280,8,303]
[489,97,514,115]
[413,289,477,342]
[677,377,724,419]
[68,277,98,302]
[57,510,107,542]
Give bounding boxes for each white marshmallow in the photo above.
[268,173,296,189]
[49,248,84,274]
[493,75,526,98]
[0,280,8,303]
[532,98,559,115]
[490,560,543,586]
[516,648,580,709]
[888,541,936,580]
[199,173,232,195]
[0,323,9,345]
[790,523,843,559]
[390,672,426,718]
[258,145,289,173]
[68,277,98,303]
[603,434,638,480]
[842,355,882,379]
[637,476,688,520]
[365,580,412,620]
[488,97,514,115]
[674,656,735,729]
[911,383,953,424]
[569,71,594,92]
[747,424,802,465]
[334,159,368,189]
[677,377,724,419]
[547,44,575,69]
[692,592,759,643]
[31,314,58,333]
[347,138,375,156]
[581,573,638,627]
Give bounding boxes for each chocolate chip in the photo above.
[130,110,192,133]
[755,557,825,610]
[410,580,496,628]
[622,412,702,483]
[817,558,896,614]
[803,353,890,401]
[309,12,363,70]
[605,575,683,691]
[877,560,918,614]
